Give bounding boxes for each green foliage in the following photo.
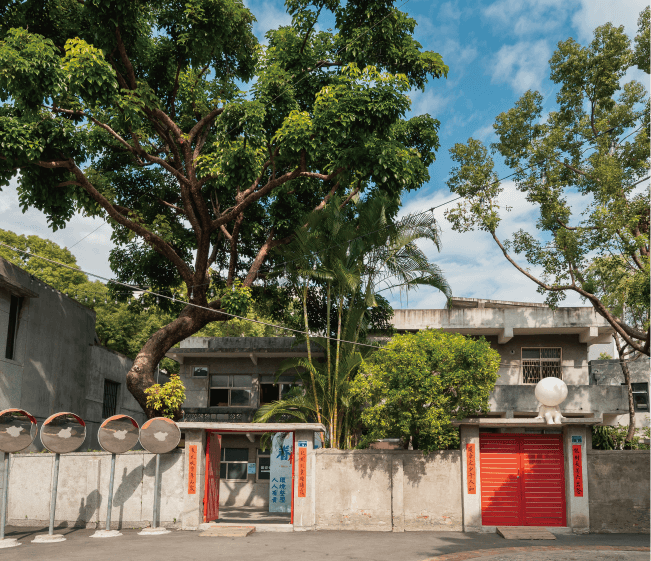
[0,0,450,411]
[444,10,650,355]
[254,195,451,448]
[351,330,501,452]
[597,352,613,360]
[592,425,650,450]
[219,278,252,317]
[145,374,187,419]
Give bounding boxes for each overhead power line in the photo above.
[0,240,648,365]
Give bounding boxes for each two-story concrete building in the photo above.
[0,257,147,450]
[392,297,649,429]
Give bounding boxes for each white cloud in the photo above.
[409,88,453,117]
[572,0,647,43]
[388,181,592,310]
[0,178,115,281]
[245,0,292,39]
[471,124,496,142]
[483,0,570,36]
[489,40,551,94]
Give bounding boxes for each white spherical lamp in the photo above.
[535,377,568,407]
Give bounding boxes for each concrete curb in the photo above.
[424,545,651,560]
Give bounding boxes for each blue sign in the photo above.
[247,462,256,474]
[298,440,308,448]
[572,435,583,444]
[269,433,293,513]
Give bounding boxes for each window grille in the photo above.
[191,366,208,377]
[102,379,120,418]
[521,348,562,383]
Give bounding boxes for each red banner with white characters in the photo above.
[572,444,583,497]
[467,443,476,494]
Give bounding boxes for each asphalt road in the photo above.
[1,526,648,561]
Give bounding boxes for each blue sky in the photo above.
[0,0,647,311]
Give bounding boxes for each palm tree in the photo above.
[254,195,451,448]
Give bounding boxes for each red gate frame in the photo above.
[203,429,295,525]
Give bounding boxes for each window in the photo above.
[521,347,562,383]
[631,383,649,412]
[4,295,22,360]
[219,448,249,480]
[259,376,296,406]
[102,379,120,418]
[209,375,252,407]
[191,366,208,377]
[257,449,271,481]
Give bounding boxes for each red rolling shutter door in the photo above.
[480,434,521,525]
[480,434,566,527]
[521,435,566,527]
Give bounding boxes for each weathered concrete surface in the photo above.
[0,526,648,561]
[587,450,650,533]
[315,450,392,531]
[0,450,184,528]
[314,449,462,532]
[0,257,147,451]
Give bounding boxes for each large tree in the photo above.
[0,0,448,416]
[445,9,650,356]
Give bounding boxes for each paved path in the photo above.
[1,526,648,561]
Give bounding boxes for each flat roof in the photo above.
[178,422,327,433]
[452,415,603,427]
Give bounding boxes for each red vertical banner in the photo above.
[298,447,307,498]
[572,444,583,497]
[188,444,197,494]
[467,443,476,494]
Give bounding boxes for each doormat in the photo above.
[199,525,255,537]
[496,526,556,540]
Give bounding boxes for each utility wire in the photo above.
[245,121,648,278]
[0,240,648,364]
[68,221,106,250]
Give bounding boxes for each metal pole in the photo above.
[152,454,160,528]
[0,452,9,540]
[105,453,116,531]
[48,453,60,536]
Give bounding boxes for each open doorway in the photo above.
[204,430,294,525]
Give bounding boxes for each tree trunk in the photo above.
[614,334,636,442]
[126,303,226,419]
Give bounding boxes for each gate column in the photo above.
[460,425,482,532]
[563,425,590,533]
[292,429,316,530]
[181,429,206,530]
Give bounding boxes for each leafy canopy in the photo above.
[445,11,650,355]
[351,329,501,452]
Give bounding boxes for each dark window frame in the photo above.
[630,382,649,412]
[102,379,120,418]
[4,294,23,360]
[209,375,253,407]
[219,447,249,481]
[191,365,208,378]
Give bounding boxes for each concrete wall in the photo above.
[486,334,590,386]
[0,257,146,451]
[314,449,462,531]
[587,450,650,533]
[0,450,184,528]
